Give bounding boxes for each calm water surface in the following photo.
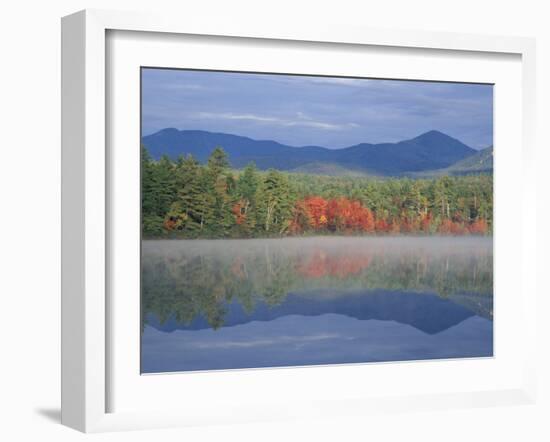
[141,236,493,373]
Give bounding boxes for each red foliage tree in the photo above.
[450,222,468,235]
[232,200,247,225]
[303,196,329,229]
[438,219,453,234]
[420,212,433,233]
[326,197,349,231]
[375,217,390,233]
[438,219,469,235]
[325,197,374,233]
[289,195,481,237]
[469,218,488,235]
[389,219,401,234]
[399,215,413,234]
[348,200,375,232]
[163,218,177,231]
[289,199,309,234]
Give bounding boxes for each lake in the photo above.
[141,236,493,373]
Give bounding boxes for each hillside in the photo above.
[447,145,493,173]
[142,129,478,176]
[410,146,493,178]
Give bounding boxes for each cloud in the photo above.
[197,111,358,131]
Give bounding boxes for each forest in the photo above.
[141,146,493,238]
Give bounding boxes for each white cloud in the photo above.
[197,111,358,131]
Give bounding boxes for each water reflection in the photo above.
[141,237,493,373]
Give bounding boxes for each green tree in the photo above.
[141,148,177,236]
[205,147,234,235]
[255,169,294,234]
[163,155,205,234]
[235,162,260,233]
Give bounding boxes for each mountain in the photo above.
[141,128,478,176]
[446,145,493,174]
[410,146,493,177]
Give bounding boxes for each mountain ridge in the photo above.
[142,128,482,176]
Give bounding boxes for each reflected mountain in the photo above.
[147,289,480,335]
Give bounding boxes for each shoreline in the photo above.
[142,233,494,241]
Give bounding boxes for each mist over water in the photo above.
[143,235,492,258]
[141,236,493,373]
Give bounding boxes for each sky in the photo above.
[141,314,492,372]
[141,68,493,149]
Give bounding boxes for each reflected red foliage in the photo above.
[230,256,246,279]
[297,250,372,279]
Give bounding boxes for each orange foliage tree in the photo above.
[469,218,488,235]
[303,196,329,229]
[375,217,390,233]
[325,197,374,233]
[232,200,247,225]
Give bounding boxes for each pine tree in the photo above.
[153,155,178,216]
[207,147,230,177]
[174,155,204,233]
[205,147,233,235]
[255,170,294,234]
[141,149,178,235]
[141,145,165,235]
[235,162,259,233]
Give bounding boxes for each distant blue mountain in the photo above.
[141,129,478,176]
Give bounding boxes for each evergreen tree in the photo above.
[153,155,178,217]
[141,148,177,236]
[235,162,260,232]
[255,169,294,235]
[172,155,204,233]
[207,147,230,176]
[203,148,233,235]
[141,146,165,236]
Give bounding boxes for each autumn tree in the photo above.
[303,196,329,229]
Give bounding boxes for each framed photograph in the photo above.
[61,9,537,433]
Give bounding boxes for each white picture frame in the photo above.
[61,9,538,433]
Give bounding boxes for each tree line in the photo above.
[142,146,493,238]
